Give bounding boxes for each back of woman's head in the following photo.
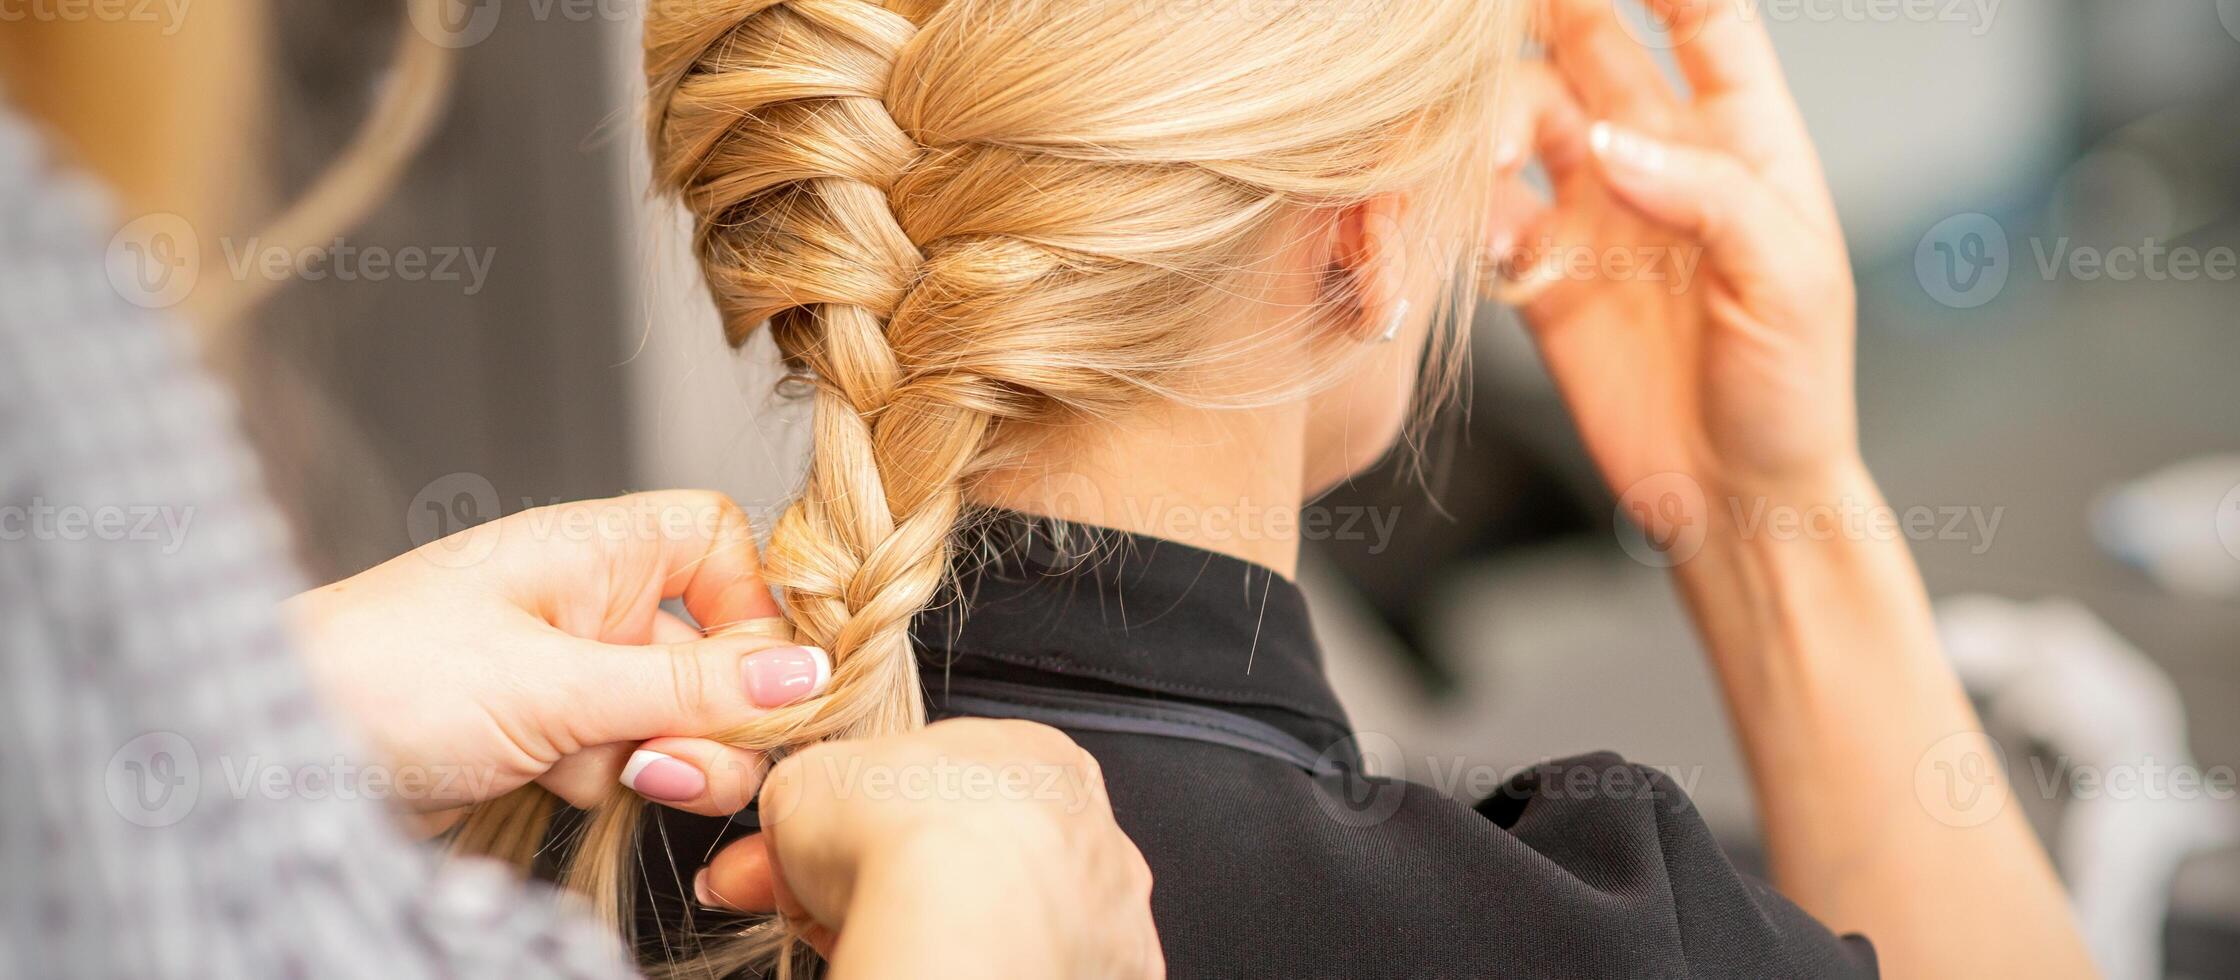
[647,0,1517,742]
[482,0,1522,966]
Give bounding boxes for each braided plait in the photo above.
[459,0,1524,972]
[650,0,998,746]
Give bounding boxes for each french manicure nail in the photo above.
[742,645,832,708]
[693,868,721,908]
[620,749,707,802]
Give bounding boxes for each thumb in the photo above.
[1585,121,1800,280]
[544,630,833,749]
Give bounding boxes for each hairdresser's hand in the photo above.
[285,491,831,823]
[1493,0,1860,530]
[695,719,1164,979]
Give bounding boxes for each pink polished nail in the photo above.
[621,750,706,802]
[742,645,832,708]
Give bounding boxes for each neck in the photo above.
[973,401,1310,578]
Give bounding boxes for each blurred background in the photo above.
[25,1,2240,976]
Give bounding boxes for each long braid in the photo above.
[457,0,1526,973]
[653,0,996,748]
[643,6,1007,965]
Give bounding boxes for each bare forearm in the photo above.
[1673,461,2092,979]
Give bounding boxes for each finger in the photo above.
[499,491,782,640]
[761,818,842,958]
[619,736,771,816]
[1142,911,1168,979]
[538,742,636,808]
[1637,0,1833,224]
[697,833,782,913]
[545,634,833,748]
[1639,0,1786,104]
[1494,61,1593,184]
[1537,0,1681,124]
[540,609,776,810]
[649,607,705,644]
[622,490,783,632]
[1586,121,1797,278]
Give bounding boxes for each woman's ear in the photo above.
[1328,193,1416,342]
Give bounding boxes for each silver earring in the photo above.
[1377,299,1411,344]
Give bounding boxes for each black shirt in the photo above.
[637,515,1879,979]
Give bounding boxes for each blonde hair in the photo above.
[462,0,1523,970]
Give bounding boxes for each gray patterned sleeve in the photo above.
[0,110,637,979]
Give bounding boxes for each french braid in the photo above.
[462,0,1526,973]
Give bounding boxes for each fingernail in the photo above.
[742,645,832,708]
[692,868,721,908]
[1590,121,1665,174]
[620,749,707,802]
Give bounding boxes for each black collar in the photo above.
[912,511,1354,743]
